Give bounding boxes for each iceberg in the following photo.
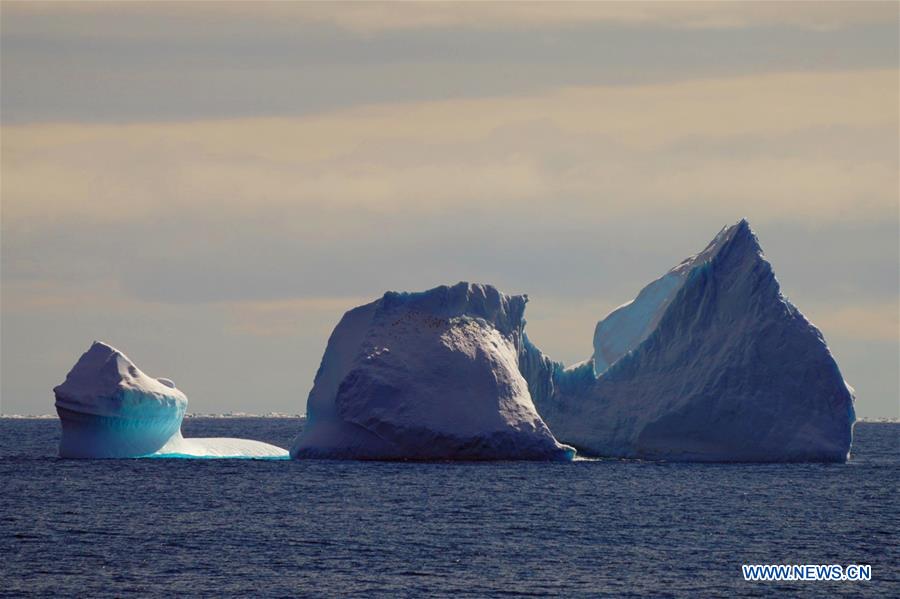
[55,221,854,463]
[291,283,575,461]
[529,220,856,462]
[54,342,288,459]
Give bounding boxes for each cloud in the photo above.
[3,68,897,414]
[224,297,371,337]
[6,2,896,125]
[0,277,342,414]
[803,300,900,343]
[4,69,896,232]
[2,4,897,419]
[3,68,895,311]
[5,1,897,33]
[294,1,900,33]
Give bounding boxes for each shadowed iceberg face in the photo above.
[54,342,288,459]
[529,220,856,463]
[292,282,575,461]
[56,406,185,459]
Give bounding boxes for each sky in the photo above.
[1,1,898,418]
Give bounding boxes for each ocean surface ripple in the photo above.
[1,419,897,597]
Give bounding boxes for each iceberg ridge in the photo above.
[292,282,574,461]
[532,220,856,462]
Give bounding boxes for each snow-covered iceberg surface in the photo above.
[150,434,290,459]
[291,283,575,461]
[54,342,288,459]
[531,220,856,462]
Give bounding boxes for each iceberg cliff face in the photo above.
[54,342,288,459]
[292,282,574,461]
[590,226,729,375]
[532,220,856,462]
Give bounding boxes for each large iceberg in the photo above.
[291,283,575,461]
[54,342,288,459]
[529,220,856,462]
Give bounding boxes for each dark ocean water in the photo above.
[0,418,897,598]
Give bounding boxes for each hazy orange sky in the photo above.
[2,1,898,417]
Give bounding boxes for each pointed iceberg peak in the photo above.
[717,217,751,246]
[534,220,855,463]
[713,217,762,258]
[714,217,751,240]
[593,218,777,376]
[677,218,761,274]
[590,219,769,376]
[90,339,118,353]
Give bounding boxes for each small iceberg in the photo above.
[54,342,288,459]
